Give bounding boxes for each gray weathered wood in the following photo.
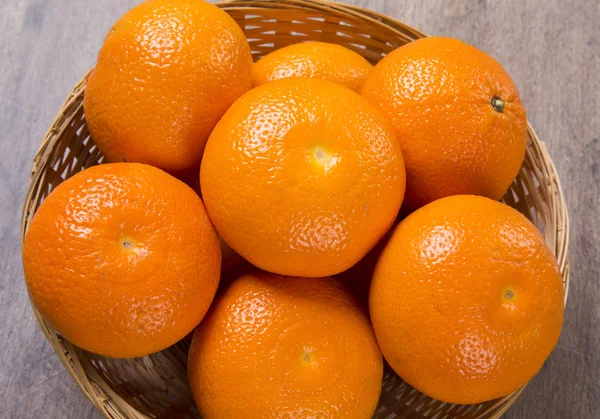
[0,0,597,418]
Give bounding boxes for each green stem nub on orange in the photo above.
[491,96,505,113]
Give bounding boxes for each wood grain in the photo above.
[0,0,597,418]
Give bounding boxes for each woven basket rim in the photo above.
[20,1,570,418]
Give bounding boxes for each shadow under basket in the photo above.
[20,0,570,418]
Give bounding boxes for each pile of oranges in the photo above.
[23,0,564,417]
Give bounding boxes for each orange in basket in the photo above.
[188,272,383,419]
[84,0,252,173]
[200,78,405,277]
[362,37,528,211]
[252,41,373,92]
[370,195,565,404]
[22,163,221,358]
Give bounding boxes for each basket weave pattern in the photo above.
[21,1,569,418]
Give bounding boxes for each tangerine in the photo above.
[23,163,221,358]
[200,78,405,277]
[188,272,382,418]
[84,0,252,172]
[253,41,372,92]
[362,37,527,211]
[369,195,564,404]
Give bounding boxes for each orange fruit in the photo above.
[362,37,527,211]
[188,272,383,418]
[252,41,373,92]
[22,163,221,358]
[369,195,564,404]
[200,78,406,277]
[84,0,252,173]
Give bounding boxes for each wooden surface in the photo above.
[0,0,598,418]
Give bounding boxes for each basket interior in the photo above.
[21,1,569,418]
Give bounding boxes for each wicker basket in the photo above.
[21,0,570,418]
